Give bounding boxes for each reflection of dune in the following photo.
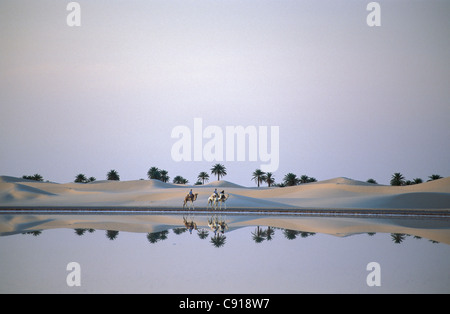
[0,175,449,212]
[1,214,449,244]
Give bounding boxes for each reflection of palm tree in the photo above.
[146,230,169,244]
[23,230,42,236]
[106,230,119,240]
[265,227,275,241]
[391,233,406,244]
[74,228,86,236]
[252,226,266,243]
[300,231,315,238]
[283,229,300,240]
[173,228,187,235]
[210,234,226,248]
[197,229,209,239]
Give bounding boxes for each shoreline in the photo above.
[1,206,449,218]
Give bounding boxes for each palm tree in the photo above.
[211,163,227,181]
[367,178,378,184]
[88,177,96,182]
[159,169,170,183]
[74,174,87,183]
[252,169,266,187]
[147,167,161,180]
[299,175,310,184]
[107,170,120,181]
[428,174,443,181]
[390,172,405,186]
[412,178,423,184]
[283,173,300,186]
[197,172,210,185]
[173,175,188,184]
[265,172,275,187]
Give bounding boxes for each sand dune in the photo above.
[0,175,449,212]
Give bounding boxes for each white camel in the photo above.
[207,194,219,210]
[207,193,229,210]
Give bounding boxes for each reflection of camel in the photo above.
[183,193,198,210]
[183,216,197,234]
[208,216,228,235]
[207,193,229,210]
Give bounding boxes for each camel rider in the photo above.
[188,189,194,201]
[213,188,219,199]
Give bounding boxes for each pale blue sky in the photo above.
[1,0,449,186]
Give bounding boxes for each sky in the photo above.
[0,0,449,186]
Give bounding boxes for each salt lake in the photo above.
[0,212,449,293]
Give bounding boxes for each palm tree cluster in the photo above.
[280,173,317,187]
[147,167,170,182]
[20,166,445,188]
[22,174,44,181]
[389,173,443,186]
[74,174,96,183]
[173,175,189,184]
[251,169,275,187]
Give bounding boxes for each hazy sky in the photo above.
[1,0,449,186]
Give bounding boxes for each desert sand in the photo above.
[0,175,449,213]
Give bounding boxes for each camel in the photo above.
[207,193,229,210]
[207,194,219,210]
[217,193,230,210]
[183,193,198,210]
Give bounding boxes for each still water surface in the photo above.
[0,212,449,293]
